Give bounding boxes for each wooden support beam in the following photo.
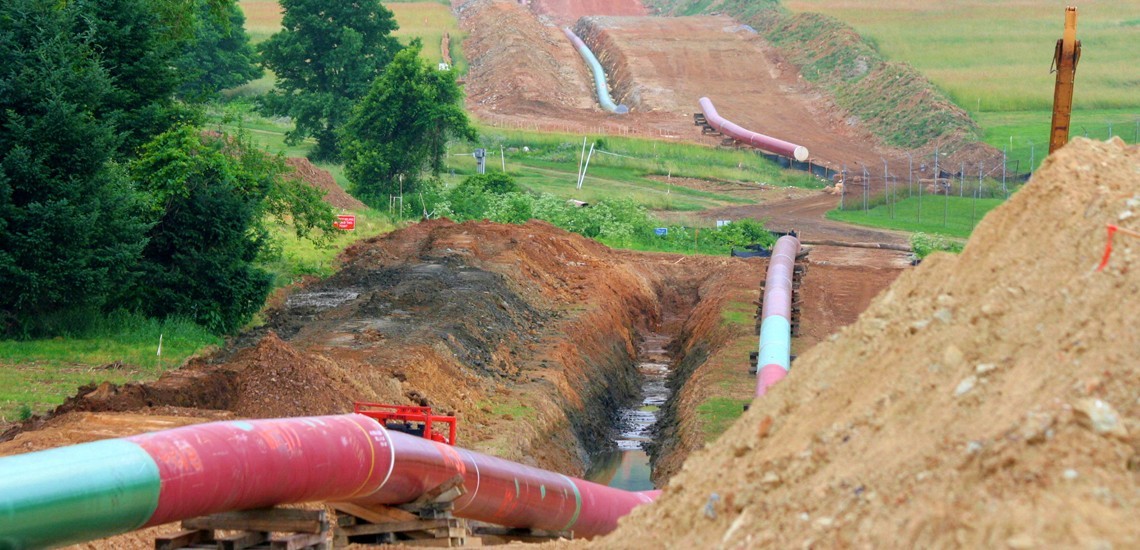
[154,529,208,550]
[330,502,416,525]
[182,509,327,534]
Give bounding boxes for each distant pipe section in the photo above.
[699,97,809,161]
[564,28,630,114]
[756,235,801,396]
[0,415,658,548]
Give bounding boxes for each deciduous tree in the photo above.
[176,0,263,101]
[125,126,334,333]
[342,44,475,206]
[258,0,402,161]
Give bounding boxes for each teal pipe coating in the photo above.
[0,439,161,549]
[563,28,629,114]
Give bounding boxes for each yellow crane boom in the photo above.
[1049,6,1081,154]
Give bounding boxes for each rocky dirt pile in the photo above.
[600,138,1140,547]
[284,158,365,211]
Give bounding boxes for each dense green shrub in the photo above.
[911,232,964,258]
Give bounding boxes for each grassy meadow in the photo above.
[783,0,1140,113]
[827,195,1003,239]
[237,1,466,71]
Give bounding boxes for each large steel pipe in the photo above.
[756,235,801,396]
[0,415,657,548]
[564,28,629,114]
[700,97,809,161]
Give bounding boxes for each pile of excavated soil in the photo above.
[599,137,1140,547]
[529,0,648,25]
[284,157,365,211]
[459,0,595,117]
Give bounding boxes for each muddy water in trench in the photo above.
[585,332,671,491]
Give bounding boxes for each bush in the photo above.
[464,172,519,195]
[911,232,964,258]
[707,218,775,249]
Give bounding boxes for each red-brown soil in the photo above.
[530,0,648,25]
[285,158,365,211]
[597,138,1140,547]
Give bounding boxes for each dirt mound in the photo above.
[284,157,365,211]
[459,0,595,118]
[530,0,648,25]
[599,138,1140,547]
[3,219,671,473]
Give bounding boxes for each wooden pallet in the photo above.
[331,476,474,548]
[155,508,328,550]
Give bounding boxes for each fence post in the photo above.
[908,153,913,198]
[862,165,868,211]
[884,158,892,219]
[841,164,847,210]
[959,162,965,197]
[1002,144,1008,198]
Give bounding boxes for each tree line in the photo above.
[0,0,472,337]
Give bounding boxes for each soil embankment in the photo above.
[599,138,1140,547]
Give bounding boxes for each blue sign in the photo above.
[654,227,668,236]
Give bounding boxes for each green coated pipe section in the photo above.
[0,439,161,549]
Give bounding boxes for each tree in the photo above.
[176,0,263,101]
[258,0,403,162]
[342,44,476,206]
[124,126,335,333]
[76,0,198,155]
[0,0,149,335]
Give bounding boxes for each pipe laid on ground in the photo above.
[0,414,658,548]
[756,235,801,396]
[563,28,629,114]
[699,97,809,161]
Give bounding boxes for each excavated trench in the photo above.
[1,221,743,492]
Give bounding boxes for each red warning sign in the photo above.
[334,215,356,231]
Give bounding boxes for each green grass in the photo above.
[827,195,1002,239]
[262,209,394,283]
[720,301,756,328]
[975,109,1140,171]
[0,314,223,422]
[238,1,467,71]
[477,400,535,420]
[783,0,1140,113]
[387,3,468,73]
[696,397,751,443]
[472,129,822,190]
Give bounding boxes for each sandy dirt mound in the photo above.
[284,157,365,211]
[598,137,1140,547]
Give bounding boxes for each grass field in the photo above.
[0,315,223,422]
[784,1,1140,113]
[976,109,1140,170]
[237,1,467,71]
[827,195,1003,239]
